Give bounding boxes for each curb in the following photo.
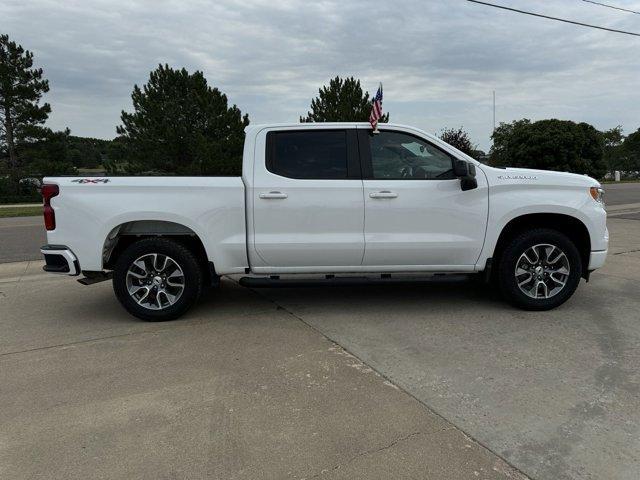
[606,203,640,215]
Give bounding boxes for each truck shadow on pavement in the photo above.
[194,274,507,319]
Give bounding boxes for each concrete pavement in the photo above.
[0,262,526,480]
[258,217,640,480]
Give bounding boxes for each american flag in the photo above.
[369,84,383,131]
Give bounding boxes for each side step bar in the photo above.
[78,271,113,285]
[238,274,470,289]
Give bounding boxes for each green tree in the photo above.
[65,136,109,169]
[0,34,51,172]
[490,119,607,179]
[103,137,127,174]
[19,127,77,176]
[621,128,640,175]
[439,127,477,158]
[301,76,390,123]
[115,64,249,175]
[600,126,625,175]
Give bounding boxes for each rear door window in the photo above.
[266,130,348,179]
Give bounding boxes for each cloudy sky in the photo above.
[2,0,639,150]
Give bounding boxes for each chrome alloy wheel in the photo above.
[515,243,570,299]
[126,253,185,310]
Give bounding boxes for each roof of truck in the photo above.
[246,122,408,131]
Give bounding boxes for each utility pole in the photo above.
[492,90,496,133]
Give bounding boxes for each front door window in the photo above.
[370,131,455,180]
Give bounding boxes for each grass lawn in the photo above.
[601,179,640,184]
[0,206,42,218]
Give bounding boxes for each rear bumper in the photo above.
[41,245,80,276]
[588,249,608,270]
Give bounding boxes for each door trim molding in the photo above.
[250,264,475,274]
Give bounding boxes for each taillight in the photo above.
[42,184,59,231]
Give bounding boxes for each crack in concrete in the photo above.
[613,248,640,255]
[4,261,31,307]
[0,300,278,358]
[0,330,161,358]
[306,431,424,479]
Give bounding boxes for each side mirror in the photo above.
[453,159,470,177]
[453,160,478,191]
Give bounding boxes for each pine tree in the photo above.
[115,64,249,175]
[300,76,389,123]
[0,34,51,171]
[439,127,477,158]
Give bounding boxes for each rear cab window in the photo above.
[266,130,360,179]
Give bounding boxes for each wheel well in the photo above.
[492,214,591,277]
[103,221,215,283]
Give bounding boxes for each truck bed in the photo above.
[44,176,248,274]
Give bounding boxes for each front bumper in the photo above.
[587,222,608,271]
[588,249,608,270]
[41,245,80,276]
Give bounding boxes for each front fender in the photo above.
[476,184,607,269]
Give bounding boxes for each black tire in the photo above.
[113,238,203,321]
[497,228,582,311]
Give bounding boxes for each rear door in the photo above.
[250,128,365,271]
[358,127,488,269]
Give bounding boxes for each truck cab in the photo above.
[246,124,488,272]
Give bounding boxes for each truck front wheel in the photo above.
[498,228,582,311]
[113,238,203,321]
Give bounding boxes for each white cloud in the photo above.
[2,0,639,149]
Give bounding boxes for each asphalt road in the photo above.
[0,215,46,263]
[604,182,640,205]
[1,182,639,264]
[1,217,639,479]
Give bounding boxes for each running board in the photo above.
[238,274,470,288]
[77,271,113,285]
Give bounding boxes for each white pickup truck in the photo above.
[40,123,608,321]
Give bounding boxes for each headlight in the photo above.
[590,186,605,204]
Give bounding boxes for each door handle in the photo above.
[369,191,398,199]
[259,191,288,199]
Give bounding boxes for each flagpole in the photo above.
[376,82,382,134]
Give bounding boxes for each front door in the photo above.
[359,127,488,268]
[250,128,365,271]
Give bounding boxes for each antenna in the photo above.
[493,90,496,133]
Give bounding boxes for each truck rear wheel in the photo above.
[113,238,203,321]
[497,228,582,311]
